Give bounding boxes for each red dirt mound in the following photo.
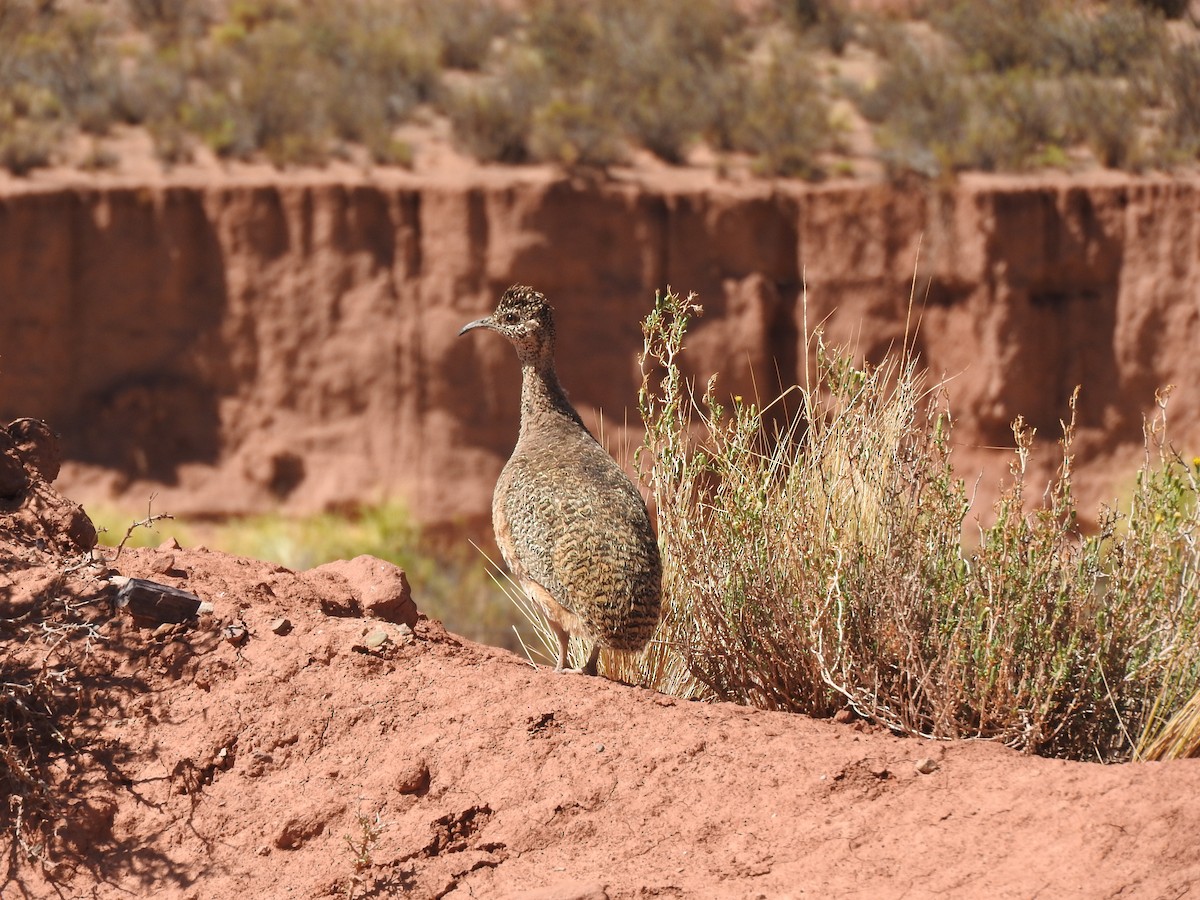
[3,421,1200,899]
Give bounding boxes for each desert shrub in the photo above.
[632,287,1200,762]
[445,51,549,164]
[125,0,213,45]
[1062,76,1147,170]
[932,0,1166,77]
[0,99,60,174]
[412,0,513,71]
[966,71,1071,171]
[520,0,741,165]
[1163,42,1200,159]
[862,29,1132,176]
[529,95,627,168]
[12,6,123,134]
[716,45,830,178]
[856,36,969,176]
[600,0,739,163]
[163,0,441,166]
[1134,0,1191,17]
[773,0,858,53]
[0,1,124,144]
[305,2,439,136]
[207,18,333,164]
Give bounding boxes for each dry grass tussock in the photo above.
[559,286,1199,763]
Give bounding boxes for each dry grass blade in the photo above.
[1139,687,1200,761]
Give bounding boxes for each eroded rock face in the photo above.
[0,173,1196,528]
[0,417,96,554]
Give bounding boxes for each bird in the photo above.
[460,285,662,676]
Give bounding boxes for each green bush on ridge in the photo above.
[4,0,1197,178]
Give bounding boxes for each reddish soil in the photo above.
[4,426,1200,900]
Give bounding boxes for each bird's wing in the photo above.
[501,446,652,621]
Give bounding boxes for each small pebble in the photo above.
[396,757,430,794]
[223,624,249,646]
[270,618,293,636]
[915,757,939,775]
[363,629,389,650]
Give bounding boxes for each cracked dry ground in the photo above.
[4,541,1200,898]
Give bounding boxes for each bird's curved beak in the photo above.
[459,316,494,336]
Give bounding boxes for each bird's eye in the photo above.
[503,311,519,325]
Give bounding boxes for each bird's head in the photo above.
[459,285,557,366]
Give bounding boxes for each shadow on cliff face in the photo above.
[74,377,223,486]
[974,189,1135,453]
[0,189,231,488]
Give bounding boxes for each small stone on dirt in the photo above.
[501,880,609,900]
[396,757,430,794]
[915,757,939,775]
[305,555,417,625]
[7,417,61,482]
[270,617,293,635]
[223,624,249,646]
[363,629,390,650]
[0,443,28,499]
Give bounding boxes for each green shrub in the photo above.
[0,112,57,174]
[860,29,1141,176]
[1164,42,1200,159]
[1062,76,1147,170]
[520,0,741,164]
[716,45,829,178]
[215,19,333,165]
[445,51,549,164]
[529,95,626,168]
[18,7,123,133]
[774,0,858,54]
[413,0,512,71]
[933,0,1166,77]
[856,37,971,176]
[632,287,1200,762]
[126,0,212,45]
[1134,0,1191,17]
[0,0,1193,177]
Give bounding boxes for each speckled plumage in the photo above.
[460,285,662,675]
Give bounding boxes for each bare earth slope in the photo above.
[6,536,1200,899]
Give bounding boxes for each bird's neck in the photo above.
[519,361,588,439]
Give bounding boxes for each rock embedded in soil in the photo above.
[305,555,417,625]
[6,418,62,482]
[0,433,28,500]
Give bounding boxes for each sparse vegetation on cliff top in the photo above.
[1,0,1198,179]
